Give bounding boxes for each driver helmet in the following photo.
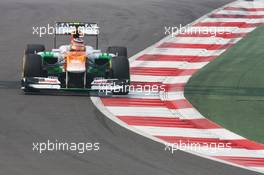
[70,38,85,51]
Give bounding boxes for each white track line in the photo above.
[134,126,244,140]
[161,91,185,100]
[172,108,205,119]
[124,91,160,99]
[201,17,264,23]
[215,10,264,15]
[106,106,174,117]
[105,106,205,119]
[230,1,264,8]
[167,37,241,44]
[251,167,264,173]
[131,75,191,83]
[130,61,208,69]
[196,148,264,158]
[146,48,225,56]
[186,26,256,33]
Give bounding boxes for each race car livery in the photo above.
[21,22,130,95]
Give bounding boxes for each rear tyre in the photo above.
[25,44,45,54]
[107,46,127,57]
[110,56,130,95]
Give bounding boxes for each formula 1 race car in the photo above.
[21,22,130,95]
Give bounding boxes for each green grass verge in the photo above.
[185,24,264,143]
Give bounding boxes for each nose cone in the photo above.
[66,52,86,73]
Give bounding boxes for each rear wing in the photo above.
[53,22,100,49]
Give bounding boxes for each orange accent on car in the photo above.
[65,52,86,72]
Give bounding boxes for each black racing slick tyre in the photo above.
[107,46,127,57]
[25,44,45,54]
[111,56,130,95]
[23,54,43,77]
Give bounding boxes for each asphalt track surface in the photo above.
[0,0,261,174]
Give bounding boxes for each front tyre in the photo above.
[22,54,43,92]
[23,54,43,77]
[110,56,130,95]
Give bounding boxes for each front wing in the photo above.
[21,77,129,93]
